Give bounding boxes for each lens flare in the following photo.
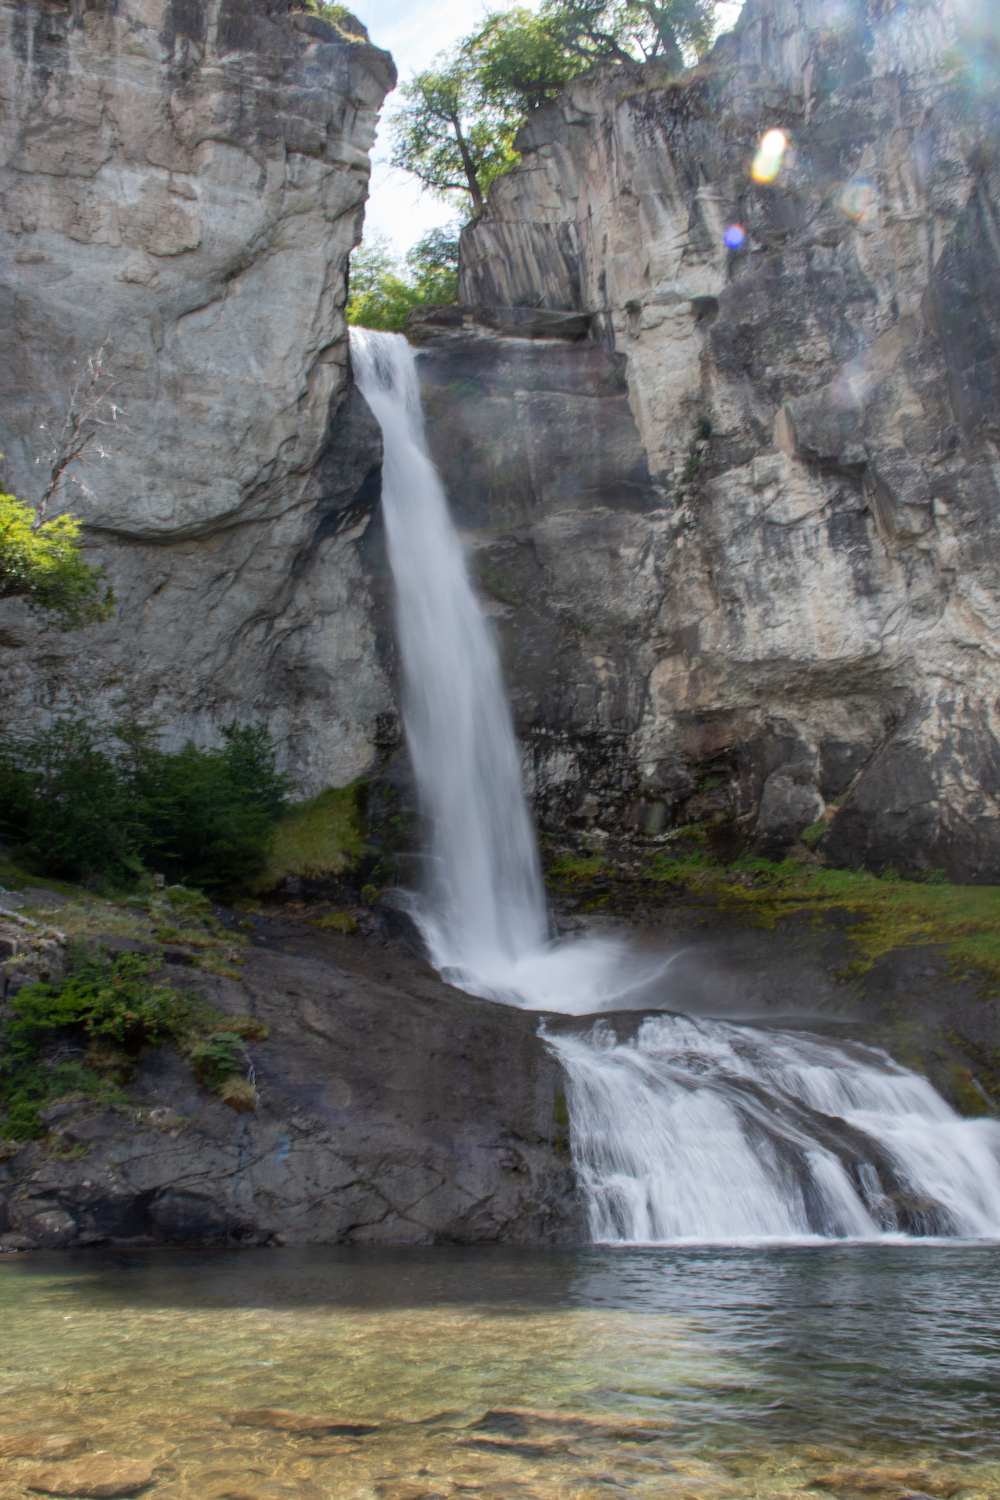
[723,223,746,249]
[840,179,879,223]
[752,128,788,183]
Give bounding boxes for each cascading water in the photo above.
[351,327,1000,1242]
[548,1016,1000,1241]
[351,328,644,1012]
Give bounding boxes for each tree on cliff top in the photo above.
[390,65,519,215]
[390,0,716,213]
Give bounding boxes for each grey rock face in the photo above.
[454,0,1000,879]
[0,923,583,1248]
[0,0,396,792]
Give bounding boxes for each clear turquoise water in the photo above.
[0,1244,997,1499]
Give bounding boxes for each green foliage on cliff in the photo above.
[0,711,290,891]
[347,229,461,332]
[0,950,266,1139]
[0,490,114,630]
[249,783,367,893]
[288,2,369,40]
[545,840,1000,987]
[389,0,717,211]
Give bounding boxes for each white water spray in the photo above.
[352,328,1000,1241]
[548,1015,1000,1241]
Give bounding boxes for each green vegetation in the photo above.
[308,912,359,934]
[250,784,367,894]
[544,839,1000,987]
[478,559,523,606]
[0,710,290,892]
[289,1,369,38]
[347,229,461,333]
[0,489,114,629]
[390,1,717,213]
[0,950,267,1139]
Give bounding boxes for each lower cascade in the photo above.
[352,327,1000,1245]
[549,1017,1000,1242]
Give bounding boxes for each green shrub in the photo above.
[0,711,291,891]
[0,952,263,1138]
[0,489,114,629]
[800,819,828,849]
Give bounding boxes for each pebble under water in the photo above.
[1,1244,999,1499]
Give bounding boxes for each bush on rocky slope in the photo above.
[0,949,267,1139]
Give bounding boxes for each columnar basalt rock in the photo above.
[449,0,1000,880]
[0,0,397,791]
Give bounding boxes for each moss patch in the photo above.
[250,784,367,894]
[710,863,1000,985]
[543,839,1000,989]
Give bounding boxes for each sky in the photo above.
[351,0,746,259]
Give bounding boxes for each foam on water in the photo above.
[547,1016,1000,1242]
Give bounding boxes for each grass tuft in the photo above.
[250,785,367,893]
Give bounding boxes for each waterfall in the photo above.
[352,327,1000,1242]
[352,329,643,1011]
[548,1016,1000,1241]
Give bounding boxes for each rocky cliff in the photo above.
[3,0,1000,883]
[442,0,1000,882]
[0,0,396,792]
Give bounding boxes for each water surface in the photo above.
[1,1244,997,1498]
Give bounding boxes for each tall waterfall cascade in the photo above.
[351,329,1000,1244]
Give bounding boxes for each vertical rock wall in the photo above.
[450,0,1000,880]
[0,0,397,792]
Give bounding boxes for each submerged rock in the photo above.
[23,1456,154,1498]
[0,1434,89,1460]
[228,1410,378,1436]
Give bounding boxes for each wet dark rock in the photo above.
[228,1410,378,1435]
[0,923,584,1248]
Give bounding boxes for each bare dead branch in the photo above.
[34,340,126,526]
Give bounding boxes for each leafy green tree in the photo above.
[406,226,462,296]
[467,8,582,115]
[347,230,460,332]
[0,710,291,891]
[0,489,114,629]
[0,715,136,882]
[389,65,519,215]
[390,1,716,211]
